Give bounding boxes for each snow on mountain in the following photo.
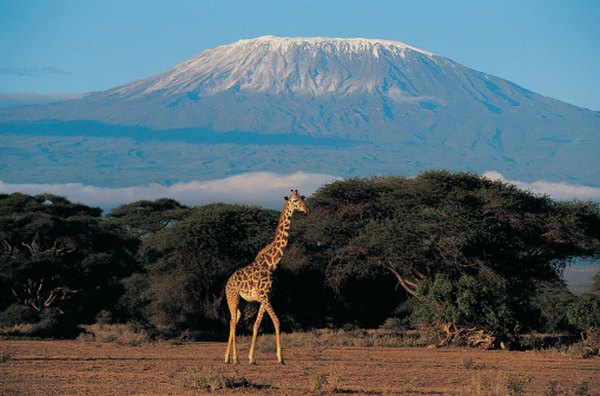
[90,35,548,133]
[114,36,434,98]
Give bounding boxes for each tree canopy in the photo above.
[105,198,190,239]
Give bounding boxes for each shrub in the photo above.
[566,295,600,356]
[411,273,519,348]
[505,375,530,396]
[0,304,39,327]
[567,295,600,330]
[26,308,81,339]
[179,372,234,391]
[1,350,11,364]
[463,358,486,370]
[532,281,576,332]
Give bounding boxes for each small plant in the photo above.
[1,350,12,364]
[310,372,329,391]
[545,379,560,396]
[573,379,590,396]
[505,375,530,396]
[463,358,486,370]
[179,372,232,391]
[327,364,344,392]
[306,365,345,392]
[178,370,266,392]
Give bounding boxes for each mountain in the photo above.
[1,36,599,188]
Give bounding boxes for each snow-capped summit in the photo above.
[236,35,433,56]
[111,35,436,98]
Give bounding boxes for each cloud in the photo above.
[0,171,341,212]
[0,92,86,108]
[0,66,71,77]
[482,171,600,201]
[3,170,594,213]
[386,86,439,105]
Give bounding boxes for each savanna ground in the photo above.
[1,328,599,396]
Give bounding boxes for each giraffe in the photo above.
[224,189,309,364]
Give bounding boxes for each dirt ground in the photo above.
[1,339,599,395]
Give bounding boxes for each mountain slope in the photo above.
[1,36,599,187]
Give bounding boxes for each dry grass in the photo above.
[243,328,423,352]
[176,369,269,391]
[177,371,246,391]
[78,323,150,346]
[306,363,345,392]
[465,374,593,396]
[463,357,488,370]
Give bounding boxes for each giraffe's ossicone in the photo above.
[224,189,309,364]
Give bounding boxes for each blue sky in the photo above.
[1,0,599,110]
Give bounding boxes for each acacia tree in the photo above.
[0,193,138,334]
[291,172,600,341]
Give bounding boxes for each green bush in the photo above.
[567,294,600,355]
[532,281,576,333]
[567,295,600,330]
[411,273,518,347]
[0,304,39,327]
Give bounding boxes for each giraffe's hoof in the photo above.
[249,358,256,365]
[278,359,285,365]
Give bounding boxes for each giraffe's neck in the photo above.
[274,201,294,248]
[256,201,294,273]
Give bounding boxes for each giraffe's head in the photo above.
[285,189,309,214]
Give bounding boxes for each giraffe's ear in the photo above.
[300,195,305,200]
[284,196,289,201]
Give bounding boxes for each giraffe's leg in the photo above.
[224,288,239,364]
[264,301,284,364]
[225,317,237,364]
[248,303,266,364]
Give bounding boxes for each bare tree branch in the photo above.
[383,261,421,299]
